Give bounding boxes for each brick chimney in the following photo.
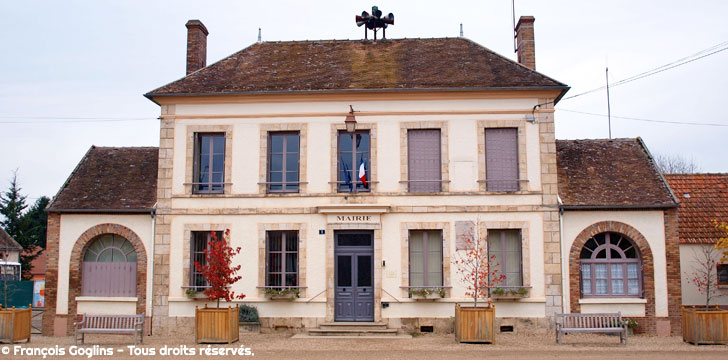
[515,16,536,70]
[185,20,209,75]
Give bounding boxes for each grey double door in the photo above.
[334,231,374,322]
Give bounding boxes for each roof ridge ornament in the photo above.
[355,6,394,41]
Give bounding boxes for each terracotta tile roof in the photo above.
[664,174,728,244]
[146,38,568,97]
[556,138,677,209]
[0,228,22,251]
[29,250,46,275]
[47,146,158,213]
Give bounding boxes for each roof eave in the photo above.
[144,85,570,102]
[47,208,155,214]
[561,203,680,211]
[553,86,571,105]
[144,92,161,106]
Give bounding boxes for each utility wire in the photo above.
[561,41,728,101]
[4,42,727,125]
[0,117,156,124]
[559,108,728,127]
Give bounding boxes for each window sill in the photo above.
[75,296,138,302]
[188,192,226,197]
[579,298,647,304]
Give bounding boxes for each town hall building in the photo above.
[42,17,683,337]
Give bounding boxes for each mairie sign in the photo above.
[328,214,380,224]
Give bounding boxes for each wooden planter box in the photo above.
[195,305,239,344]
[0,305,32,344]
[682,306,728,345]
[454,303,495,343]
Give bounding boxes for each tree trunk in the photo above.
[705,282,711,311]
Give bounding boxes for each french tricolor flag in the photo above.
[358,158,368,188]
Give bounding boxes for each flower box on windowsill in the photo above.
[490,287,530,301]
[264,288,300,301]
[409,288,446,300]
[184,288,211,300]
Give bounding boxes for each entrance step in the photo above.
[307,322,399,337]
[292,333,412,339]
[317,322,389,331]
[307,328,400,336]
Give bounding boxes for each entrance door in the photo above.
[334,231,374,322]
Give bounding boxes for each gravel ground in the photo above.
[3,332,728,360]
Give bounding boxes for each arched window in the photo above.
[580,232,641,297]
[82,234,137,297]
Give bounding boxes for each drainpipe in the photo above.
[149,203,157,332]
[558,196,569,314]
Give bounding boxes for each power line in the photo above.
[0,117,156,124]
[562,41,728,101]
[559,108,728,127]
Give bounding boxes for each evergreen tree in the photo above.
[0,171,27,240]
[0,171,41,278]
[23,196,50,249]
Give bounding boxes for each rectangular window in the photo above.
[266,231,299,288]
[408,129,441,192]
[409,230,443,287]
[0,264,20,281]
[338,130,370,192]
[485,128,518,192]
[268,132,300,193]
[194,133,225,193]
[718,264,728,286]
[488,229,523,287]
[190,231,223,289]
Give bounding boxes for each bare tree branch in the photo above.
[654,153,700,174]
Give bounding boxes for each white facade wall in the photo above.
[56,214,153,315]
[160,95,556,324]
[561,210,668,316]
[680,244,728,306]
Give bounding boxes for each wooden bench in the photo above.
[555,312,628,345]
[73,313,145,345]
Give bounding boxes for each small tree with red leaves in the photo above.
[453,231,505,307]
[194,229,245,308]
[686,244,726,310]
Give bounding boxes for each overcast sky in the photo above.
[1,1,727,201]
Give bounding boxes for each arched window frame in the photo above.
[580,232,643,297]
[81,234,138,297]
[83,234,137,263]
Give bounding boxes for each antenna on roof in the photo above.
[511,0,517,52]
[257,28,262,43]
[606,66,612,139]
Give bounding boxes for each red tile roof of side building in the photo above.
[664,173,728,244]
[556,138,678,209]
[145,38,568,99]
[25,249,46,276]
